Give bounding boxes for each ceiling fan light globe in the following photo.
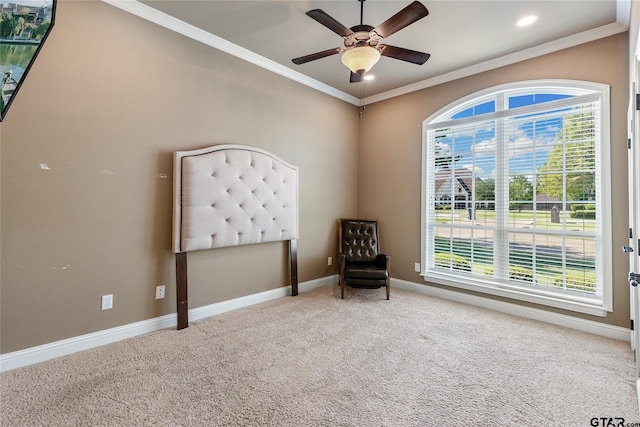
[341,46,381,74]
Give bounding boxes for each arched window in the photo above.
[421,80,611,315]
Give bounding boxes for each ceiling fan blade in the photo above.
[306,9,354,37]
[292,47,341,65]
[350,71,363,83]
[379,45,430,65]
[373,1,429,39]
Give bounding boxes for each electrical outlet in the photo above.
[414,263,421,272]
[155,285,166,300]
[328,257,333,266]
[101,294,113,310]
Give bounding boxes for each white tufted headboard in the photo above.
[173,145,298,253]
[172,144,299,329]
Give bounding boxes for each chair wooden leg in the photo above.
[386,281,390,300]
[341,280,345,299]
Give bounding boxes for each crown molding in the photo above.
[617,0,631,27]
[101,0,361,106]
[363,21,629,105]
[103,0,628,107]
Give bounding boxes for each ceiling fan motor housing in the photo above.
[345,24,382,50]
[292,1,430,82]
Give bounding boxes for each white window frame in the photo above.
[421,80,612,316]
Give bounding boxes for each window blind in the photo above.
[424,93,603,308]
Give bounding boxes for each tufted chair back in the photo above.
[338,218,390,300]
[341,219,380,263]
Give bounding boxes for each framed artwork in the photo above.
[0,0,55,121]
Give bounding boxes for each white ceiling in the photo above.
[112,0,629,105]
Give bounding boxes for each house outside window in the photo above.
[421,80,612,316]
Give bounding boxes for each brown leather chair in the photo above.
[338,219,390,299]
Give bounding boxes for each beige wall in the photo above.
[0,1,359,353]
[358,33,630,327]
[0,1,632,355]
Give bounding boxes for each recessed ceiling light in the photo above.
[516,15,538,27]
[364,75,375,81]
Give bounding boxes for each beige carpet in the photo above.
[1,285,638,426]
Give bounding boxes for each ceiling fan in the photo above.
[292,0,430,83]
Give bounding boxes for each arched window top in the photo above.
[427,80,607,124]
[420,79,611,317]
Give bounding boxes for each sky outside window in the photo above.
[438,94,578,179]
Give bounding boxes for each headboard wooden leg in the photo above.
[290,239,298,296]
[176,252,189,329]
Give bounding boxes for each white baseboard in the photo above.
[392,278,630,342]
[2,275,627,373]
[0,275,336,373]
[188,275,335,322]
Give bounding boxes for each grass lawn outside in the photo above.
[435,208,596,233]
[432,208,596,293]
